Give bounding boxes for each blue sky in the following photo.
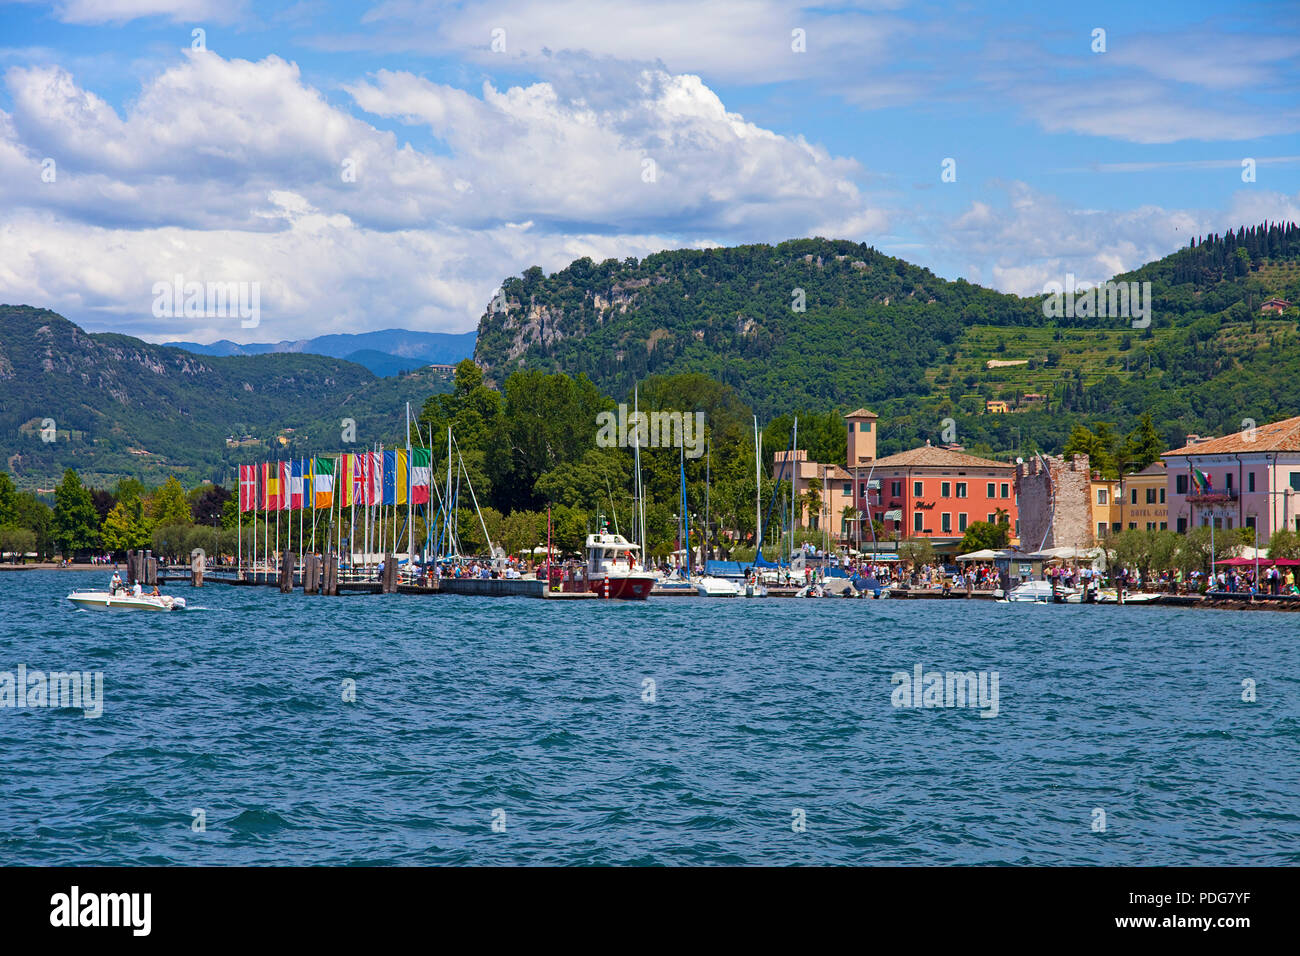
[0,0,1297,342]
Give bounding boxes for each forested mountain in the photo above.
[164,328,476,377]
[0,306,452,489]
[474,226,1300,460]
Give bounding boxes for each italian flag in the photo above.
[410,447,432,505]
[312,457,335,508]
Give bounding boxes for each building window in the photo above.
[942,513,951,533]
[1146,522,1155,530]
[913,481,923,497]
[1159,487,1165,504]
[1000,483,1010,498]
[1097,489,1108,505]
[1112,522,1121,532]
[843,483,851,496]
[1290,473,1300,492]
[1226,473,1233,490]
[1246,515,1256,529]
[941,482,951,498]
[890,480,901,497]
[1146,488,1157,504]
[1177,517,1187,532]
[1015,519,1020,536]
[988,513,996,523]
[956,482,967,498]
[1097,523,1106,536]
[987,482,995,498]
[1176,474,1188,494]
[1128,522,1136,529]
[1160,522,1167,530]
[914,512,923,532]
[959,513,968,531]
[1248,471,1256,493]
[861,422,871,432]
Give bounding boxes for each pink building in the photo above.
[1162,416,1300,537]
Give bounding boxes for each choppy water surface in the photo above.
[1,570,1296,865]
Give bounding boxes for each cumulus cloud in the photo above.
[0,49,886,338]
[930,181,1300,297]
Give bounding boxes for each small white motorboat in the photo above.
[1002,580,1079,603]
[67,589,187,612]
[695,575,768,597]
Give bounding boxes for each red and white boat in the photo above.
[585,531,654,600]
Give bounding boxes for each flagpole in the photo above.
[237,478,242,580]
[263,460,269,583]
[286,461,292,573]
[406,403,414,565]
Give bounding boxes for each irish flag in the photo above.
[410,448,431,505]
[312,457,335,507]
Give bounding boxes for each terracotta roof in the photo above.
[844,408,878,419]
[1163,416,1300,456]
[869,445,1014,470]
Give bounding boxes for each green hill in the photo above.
[0,306,452,489]
[474,224,1300,458]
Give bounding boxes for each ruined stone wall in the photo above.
[1014,454,1092,551]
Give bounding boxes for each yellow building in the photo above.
[985,399,1010,414]
[1090,477,1122,541]
[1119,462,1168,530]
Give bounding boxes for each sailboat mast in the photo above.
[754,416,761,559]
[791,417,798,563]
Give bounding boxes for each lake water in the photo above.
[1,570,1296,865]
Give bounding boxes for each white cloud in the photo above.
[0,50,886,338]
[46,0,246,25]
[934,182,1300,297]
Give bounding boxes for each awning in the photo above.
[882,509,902,522]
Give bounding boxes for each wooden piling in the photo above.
[303,554,319,595]
[279,549,294,593]
[323,553,339,596]
[381,554,399,593]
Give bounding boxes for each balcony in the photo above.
[1186,489,1238,506]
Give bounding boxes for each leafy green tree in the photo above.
[1267,528,1300,560]
[11,492,53,558]
[150,523,192,561]
[1119,413,1164,471]
[0,524,36,562]
[52,468,99,555]
[898,538,935,567]
[958,520,1009,553]
[0,472,18,526]
[149,476,193,527]
[101,499,151,552]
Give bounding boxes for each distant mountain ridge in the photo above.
[164,328,476,377]
[0,306,454,488]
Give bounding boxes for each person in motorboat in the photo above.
[110,571,123,594]
[151,586,161,596]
